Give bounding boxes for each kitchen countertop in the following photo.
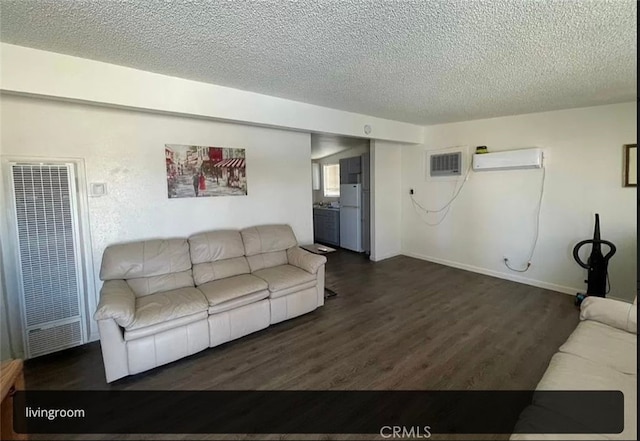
[313,206,340,211]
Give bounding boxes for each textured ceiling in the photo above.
[0,0,636,125]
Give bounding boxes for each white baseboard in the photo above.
[370,252,401,262]
[403,251,580,296]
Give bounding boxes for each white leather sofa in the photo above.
[94,225,326,382]
[512,296,637,440]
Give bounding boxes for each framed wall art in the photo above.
[165,144,247,198]
[623,143,636,187]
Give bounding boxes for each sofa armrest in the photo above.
[94,280,136,328]
[580,296,637,334]
[287,247,327,274]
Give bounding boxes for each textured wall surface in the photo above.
[401,102,637,302]
[0,1,636,125]
[0,94,314,350]
[371,140,403,261]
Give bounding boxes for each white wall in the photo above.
[0,238,12,361]
[0,43,424,144]
[401,102,637,302]
[370,140,403,261]
[0,105,11,361]
[0,94,314,354]
[312,143,370,204]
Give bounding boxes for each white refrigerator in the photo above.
[340,184,362,252]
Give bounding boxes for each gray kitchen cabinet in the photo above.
[348,156,361,174]
[361,152,370,191]
[339,158,349,184]
[339,156,361,184]
[313,209,322,240]
[313,208,340,246]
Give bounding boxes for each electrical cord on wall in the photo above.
[411,197,453,226]
[411,160,472,226]
[503,166,546,272]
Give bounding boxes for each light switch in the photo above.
[90,183,107,197]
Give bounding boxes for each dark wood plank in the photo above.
[23,250,580,440]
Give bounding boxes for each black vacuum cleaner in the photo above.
[573,214,616,306]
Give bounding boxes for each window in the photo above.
[323,164,340,197]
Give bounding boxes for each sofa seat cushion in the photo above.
[207,291,270,314]
[268,280,317,299]
[124,311,207,341]
[253,264,316,294]
[536,352,636,392]
[125,287,208,334]
[198,274,268,307]
[559,321,637,375]
[528,352,637,440]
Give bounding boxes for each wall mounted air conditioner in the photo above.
[472,148,543,171]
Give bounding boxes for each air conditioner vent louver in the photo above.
[430,152,461,177]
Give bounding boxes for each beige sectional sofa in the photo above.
[94,225,326,382]
[512,296,637,440]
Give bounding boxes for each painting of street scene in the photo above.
[165,144,247,198]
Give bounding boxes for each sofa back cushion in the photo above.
[189,230,245,263]
[100,239,192,280]
[246,251,288,272]
[189,230,250,285]
[100,238,194,297]
[241,225,297,255]
[192,258,250,285]
[126,270,195,297]
[240,225,298,272]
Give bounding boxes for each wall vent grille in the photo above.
[430,152,462,177]
[28,320,83,357]
[11,163,85,358]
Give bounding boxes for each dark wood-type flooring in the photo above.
[24,250,580,440]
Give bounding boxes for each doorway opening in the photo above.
[310,134,371,255]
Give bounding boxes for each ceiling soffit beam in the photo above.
[0,44,424,144]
